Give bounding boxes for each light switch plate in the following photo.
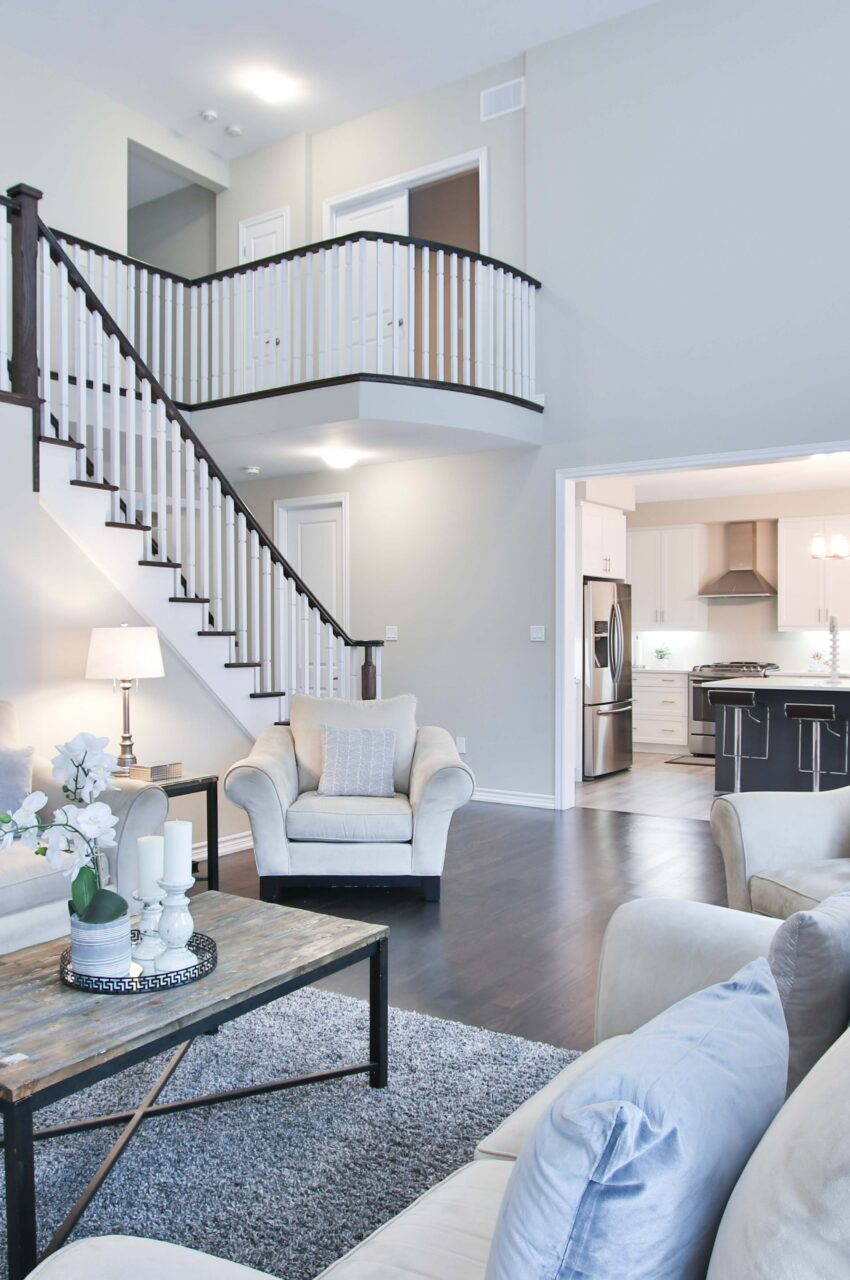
[385,625,399,642]
[530,625,546,642]
[456,736,467,755]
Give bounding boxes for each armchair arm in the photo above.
[224,726,299,876]
[106,779,169,901]
[409,727,475,876]
[711,788,850,912]
[594,899,780,1043]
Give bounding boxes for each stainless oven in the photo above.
[688,663,779,756]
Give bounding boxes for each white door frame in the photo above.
[554,437,850,811]
[239,206,291,263]
[274,493,351,630]
[323,148,490,253]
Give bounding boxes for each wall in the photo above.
[215,133,308,269]
[0,45,227,252]
[629,489,850,671]
[128,185,217,278]
[0,404,252,850]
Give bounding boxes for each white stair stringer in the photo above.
[38,442,273,742]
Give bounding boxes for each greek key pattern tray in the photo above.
[59,931,217,994]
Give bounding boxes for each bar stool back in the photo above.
[707,688,769,793]
[784,702,849,792]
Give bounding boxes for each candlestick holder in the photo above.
[132,890,166,974]
[155,879,197,973]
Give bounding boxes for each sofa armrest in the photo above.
[711,787,850,911]
[224,726,299,876]
[594,899,781,1043]
[31,753,67,814]
[409,726,475,877]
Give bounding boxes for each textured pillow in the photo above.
[318,725,397,797]
[290,693,417,794]
[0,744,33,815]
[767,888,850,1093]
[486,958,788,1280]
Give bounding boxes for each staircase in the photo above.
[2,184,382,741]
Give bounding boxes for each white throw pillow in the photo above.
[290,694,417,794]
[0,744,33,815]
[318,725,397,797]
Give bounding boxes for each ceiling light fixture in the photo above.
[241,68,298,105]
[242,465,261,476]
[321,447,361,471]
[225,124,243,138]
[200,108,218,123]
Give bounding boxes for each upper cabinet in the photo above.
[581,502,627,580]
[627,526,708,631]
[778,516,850,629]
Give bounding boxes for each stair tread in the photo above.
[70,479,119,492]
[250,691,286,699]
[198,630,236,637]
[225,661,262,668]
[106,521,151,532]
[274,721,291,727]
[169,596,211,604]
[138,559,182,569]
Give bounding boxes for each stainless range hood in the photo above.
[699,522,776,599]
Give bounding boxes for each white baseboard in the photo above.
[192,830,252,860]
[473,788,556,810]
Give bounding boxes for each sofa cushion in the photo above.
[475,1037,628,1161]
[707,1024,850,1280]
[286,792,413,843]
[768,889,850,1093]
[318,725,397,797]
[28,1234,274,1280]
[486,959,788,1280]
[317,1158,512,1278]
[0,744,33,815]
[0,841,69,916]
[290,694,417,795]
[750,860,850,918]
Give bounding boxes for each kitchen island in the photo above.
[708,675,850,793]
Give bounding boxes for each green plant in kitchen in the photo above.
[0,733,127,922]
[654,646,672,661]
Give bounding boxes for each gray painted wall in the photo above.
[128,185,217,278]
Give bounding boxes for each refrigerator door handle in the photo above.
[613,601,625,683]
[597,703,633,715]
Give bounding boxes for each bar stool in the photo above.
[785,702,849,793]
[708,688,770,793]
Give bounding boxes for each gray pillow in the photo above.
[318,725,397,798]
[768,888,850,1093]
[0,744,34,815]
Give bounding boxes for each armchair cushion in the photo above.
[291,694,417,794]
[318,725,397,797]
[750,860,850,918]
[286,792,413,843]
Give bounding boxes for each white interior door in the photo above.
[239,209,290,386]
[334,194,409,373]
[276,497,349,691]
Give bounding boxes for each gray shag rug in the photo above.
[1,989,578,1279]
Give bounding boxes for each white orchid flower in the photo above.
[52,734,117,802]
[10,791,48,828]
[70,801,119,847]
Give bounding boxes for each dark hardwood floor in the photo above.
[202,802,725,1052]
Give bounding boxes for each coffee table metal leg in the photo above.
[4,1098,36,1280]
[206,781,219,891]
[369,936,389,1088]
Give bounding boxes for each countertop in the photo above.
[705,675,850,692]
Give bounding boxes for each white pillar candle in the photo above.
[137,835,164,900]
[162,819,194,886]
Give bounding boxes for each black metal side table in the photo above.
[161,774,219,891]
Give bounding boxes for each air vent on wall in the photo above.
[480,77,525,123]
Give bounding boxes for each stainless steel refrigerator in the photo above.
[583,579,633,779]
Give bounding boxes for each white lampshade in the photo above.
[811,534,828,560]
[86,625,165,680]
[829,533,850,560]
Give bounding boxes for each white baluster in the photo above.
[141,380,153,558]
[343,241,353,375]
[249,529,261,669]
[270,263,280,386]
[462,257,471,386]
[109,334,121,520]
[138,269,148,365]
[496,267,505,393]
[292,255,302,385]
[233,274,244,395]
[200,281,210,401]
[39,238,51,433]
[312,608,322,695]
[170,414,182,580]
[126,264,137,349]
[288,577,299,698]
[375,239,384,374]
[124,354,137,522]
[274,560,286,699]
[75,288,87,478]
[199,455,210,606]
[211,279,220,400]
[155,399,169,563]
[305,252,315,380]
[255,269,265,390]
[421,246,430,380]
[151,272,161,382]
[474,261,484,387]
[189,286,199,402]
[326,623,335,696]
[212,474,224,629]
[449,252,459,383]
[86,250,96,369]
[528,287,537,400]
[279,260,289,386]
[221,277,231,400]
[487,263,495,390]
[237,511,249,660]
[407,243,416,378]
[318,248,327,378]
[358,238,367,373]
[57,260,70,439]
[163,277,173,398]
[391,241,400,375]
[521,279,530,400]
[92,311,104,484]
[185,439,197,599]
[435,249,445,381]
[261,544,272,691]
[225,494,236,636]
[505,272,515,396]
[301,594,310,693]
[175,282,185,402]
[115,259,126,335]
[329,244,340,377]
[337,635,348,698]
[0,212,8,392]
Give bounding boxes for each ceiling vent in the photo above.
[480,77,525,123]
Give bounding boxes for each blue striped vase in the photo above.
[69,912,132,978]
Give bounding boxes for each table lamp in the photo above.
[86,625,165,770]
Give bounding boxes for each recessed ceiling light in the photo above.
[321,447,361,470]
[200,108,218,123]
[241,68,298,105]
[242,465,261,475]
[225,124,243,138]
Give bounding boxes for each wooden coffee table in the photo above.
[0,892,389,1280]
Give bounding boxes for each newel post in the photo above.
[7,184,42,401]
[361,644,377,701]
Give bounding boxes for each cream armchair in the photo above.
[0,701,169,954]
[225,694,474,902]
[711,787,850,918]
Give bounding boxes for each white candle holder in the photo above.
[132,890,166,974]
[154,879,197,973]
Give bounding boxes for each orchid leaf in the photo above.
[79,888,128,924]
[70,865,99,917]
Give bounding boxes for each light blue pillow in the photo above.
[0,744,33,816]
[486,958,788,1280]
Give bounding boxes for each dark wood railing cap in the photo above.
[7,184,43,202]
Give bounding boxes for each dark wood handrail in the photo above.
[0,194,20,212]
[37,218,382,651]
[50,225,542,291]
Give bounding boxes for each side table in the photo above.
[161,774,219,891]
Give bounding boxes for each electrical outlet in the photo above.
[456,736,467,755]
[385,625,399,642]
[530,625,546,642]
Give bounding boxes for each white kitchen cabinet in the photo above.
[778,516,850,629]
[581,503,627,580]
[627,526,708,631]
[632,671,688,747]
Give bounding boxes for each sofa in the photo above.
[0,700,169,954]
[225,694,474,902]
[28,895,850,1278]
[711,785,850,916]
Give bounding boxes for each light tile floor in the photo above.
[576,751,717,821]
